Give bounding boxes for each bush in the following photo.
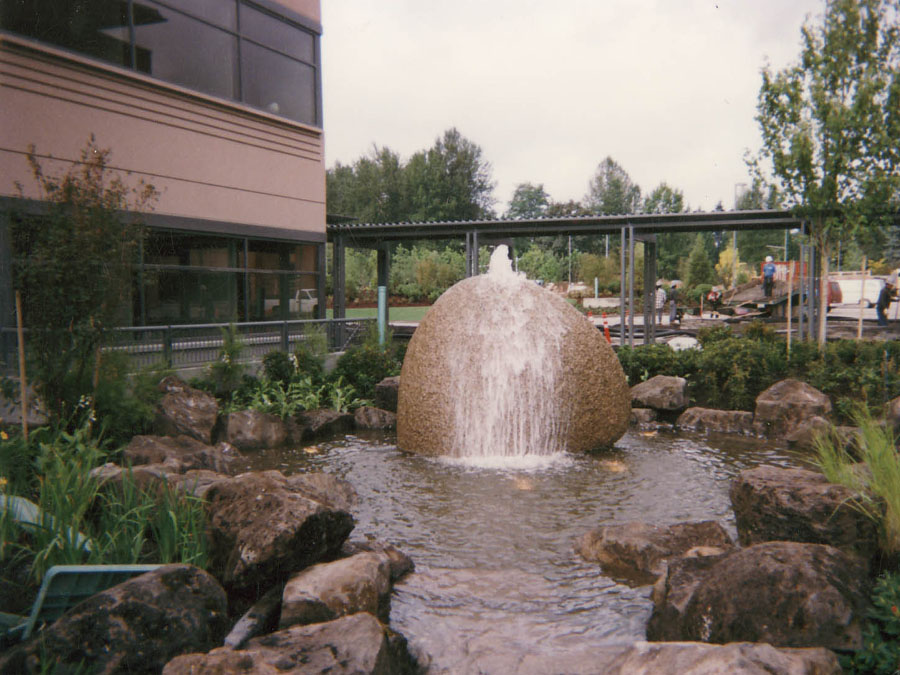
[262,351,294,385]
[92,354,169,447]
[843,571,900,674]
[330,343,401,401]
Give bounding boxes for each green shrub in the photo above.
[843,572,900,674]
[262,350,294,385]
[93,355,169,447]
[692,337,786,410]
[207,324,245,397]
[330,343,401,401]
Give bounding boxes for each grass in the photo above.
[326,306,430,322]
[815,410,900,554]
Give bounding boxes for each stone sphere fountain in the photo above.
[397,245,631,458]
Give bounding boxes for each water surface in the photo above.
[244,430,808,673]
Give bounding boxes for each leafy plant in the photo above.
[208,324,245,396]
[326,376,371,413]
[330,342,401,401]
[843,572,900,674]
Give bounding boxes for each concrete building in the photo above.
[0,0,325,329]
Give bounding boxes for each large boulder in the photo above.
[397,252,631,456]
[647,541,868,650]
[205,470,356,600]
[154,376,219,444]
[601,641,841,674]
[296,409,356,440]
[631,375,689,412]
[574,521,733,585]
[0,565,228,674]
[754,379,832,437]
[730,465,879,565]
[163,612,418,675]
[280,551,393,627]
[123,434,243,474]
[676,407,756,436]
[215,409,288,450]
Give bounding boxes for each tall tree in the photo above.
[753,0,900,344]
[326,146,406,223]
[505,182,550,219]
[585,157,642,216]
[405,127,496,222]
[644,182,690,278]
[643,182,685,215]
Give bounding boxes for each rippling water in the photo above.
[244,430,808,674]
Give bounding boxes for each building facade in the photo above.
[0,0,325,329]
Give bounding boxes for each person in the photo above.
[655,281,666,324]
[669,281,679,325]
[763,255,776,298]
[876,279,896,327]
[707,286,722,316]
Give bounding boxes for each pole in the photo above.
[15,290,28,442]
[858,258,867,340]
[786,265,793,357]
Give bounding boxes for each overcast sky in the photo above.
[321,0,824,215]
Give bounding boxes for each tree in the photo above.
[644,182,690,278]
[405,128,496,222]
[505,182,550,219]
[12,137,158,422]
[715,246,750,288]
[753,0,900,344]
[686,234,716,287]
[326,146,406,223]
[585,156,642,216]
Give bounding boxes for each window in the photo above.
[1,0,321,126]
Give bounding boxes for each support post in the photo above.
[641,235,657,344]
[376,244,390,346]
[628,225,635,349]
[332,234,346,350]
[620,227,626,346]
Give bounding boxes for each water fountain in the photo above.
[397,245,631,460]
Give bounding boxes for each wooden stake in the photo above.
[15,291,28,442]
[858,258,867,340]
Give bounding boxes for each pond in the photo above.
[244,429,808,674]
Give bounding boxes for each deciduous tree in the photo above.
[753,0,900,344]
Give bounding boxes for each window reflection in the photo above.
[241,41,315,124]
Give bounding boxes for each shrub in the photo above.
[262,351,294,385]
[208,324,245,396]
[330,343,401,401]
[843,572,900,674]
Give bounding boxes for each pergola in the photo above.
[326,209,815,346]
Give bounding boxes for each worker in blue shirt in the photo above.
[763,256,776,298]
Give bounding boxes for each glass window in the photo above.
[1,0,131,68]
[142,268,240,324]
[240,5,314,63]
[241,41,316,124]
[134,1,236,100]
[144,231,239,268]
[150,0,236,30]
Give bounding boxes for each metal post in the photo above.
[472,230,479,275]
[332,234,346,349]
[376,245,389,346]
[620,227,626,345]
[628,225,635,348]
[465,232,473,277]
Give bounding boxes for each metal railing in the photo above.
[0,317,376,374]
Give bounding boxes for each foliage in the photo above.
[505,182,550,219]
[326,146,406,223]
[576,252,619,289]
[715,246,750,288]
[11,137,158,423]
[390,245,465,302]
[585,156,642,216]
[0,423,209,581]
[517,244,564,283]
[330,342,402,401]
[208,324,245,397]
[92,354,169,447]
[642,182,685,215]
[753,0,900,343]
[686,234,716,287]
[843,572,900,674]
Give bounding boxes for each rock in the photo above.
[631,375,689,412]
[341,540,415,582]
[224,585,283,649]
[91,463,230,498]
[205,470,355,600]
[154,377,219,444]
[284,472,358,513]
[280,552,392,628]
[354,406,397,430]
[647,541,868,650]
[602,641,841,674]
[123,434,243,474]
[754,379,832,437]
[575,521,733,585]
[215,410,288,450]
[374,376,400,413]
[784,415,832,450]
[164,612,418,675]
[676,407,756,435]
[296,409,356,440]
[630,408,657,427]
[730,466,879,564]
[398,267,631,455]
[0,564,227,674]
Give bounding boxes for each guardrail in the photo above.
[0,317,376,374]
